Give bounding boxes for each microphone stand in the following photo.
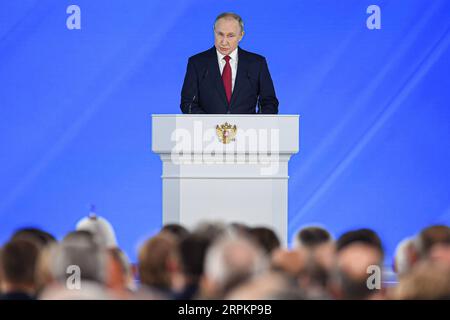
[258,96,262,114]
[188,95,196,114]
[188,69,206,114]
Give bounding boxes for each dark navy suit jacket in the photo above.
[180,47,279,114]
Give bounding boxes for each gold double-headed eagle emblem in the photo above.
[216,122,237,144]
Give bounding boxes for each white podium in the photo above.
[152,114,299,245]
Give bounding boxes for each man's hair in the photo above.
[204,235,267,296]
[178,232,213,281]
[296,226,332,248]
[161,223,189,241]
[214,12,244,33]
[0,239,39,285]
[249,227,281,254]
[138,233,177,289]
[416,225,450,258]
[336,228,383,255]
[50,230,107,284]
[393,237,416,276]
[11,227,56,248]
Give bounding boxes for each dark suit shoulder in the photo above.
[238,48,266,62]
[188,47,215,63]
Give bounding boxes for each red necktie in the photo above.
[222,55,232,104]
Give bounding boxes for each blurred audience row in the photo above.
[1,215,449,300]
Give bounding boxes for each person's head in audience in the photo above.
[174,232,214,299]
[271,248,307,277]
[0,239,40,299]
[297,243,336,299]
[415,225,450,259]
[161,224,189,242]
[201,234,267,299]
[296,226,332,249]
[57,231,107,283]
[194,221,228,241]
[288,226,335,297]
[429,242,450,267]
[35,243,56,293]
[229,222,251,237]
[106,247,135,298]
[11,227,56,249]
[138,232,177,297]
[249,226,281,255]
[336,228,384,258]
[393,237,418,277]
[330,242,384,300]
[76,214,118,248]
[38,230,109,299]
[391,260,450,299]
[10,227,57,295]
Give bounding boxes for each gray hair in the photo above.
[50,231,107,284]
[214,12,244,33]
[204,234,267,293]
[394,236,415,276]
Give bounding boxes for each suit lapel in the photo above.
[207,47,229,106]
[230,47,248,107]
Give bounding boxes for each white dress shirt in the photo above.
[217,48,238,92]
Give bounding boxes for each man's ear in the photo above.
[239,31,245,42]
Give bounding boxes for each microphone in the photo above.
[188,95,196,114]
[187,69,207,114]
[257,96,262,114]
[247,72,261,114]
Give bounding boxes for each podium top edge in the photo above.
[151,114,300,118]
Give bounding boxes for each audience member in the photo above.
[201,234,267,299]
[136,232,177,299]
[295,226,332,249]
[249,226,281,255]
[0,240,39,300]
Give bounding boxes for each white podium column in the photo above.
[152,115,299,245]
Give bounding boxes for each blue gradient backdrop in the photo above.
[1,0,449,263]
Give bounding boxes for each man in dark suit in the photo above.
[180,12,279,114]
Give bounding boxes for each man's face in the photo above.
[214,18,244,56]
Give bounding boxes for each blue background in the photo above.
[1,0,449,264]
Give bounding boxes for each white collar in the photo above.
[216,47,238,62]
